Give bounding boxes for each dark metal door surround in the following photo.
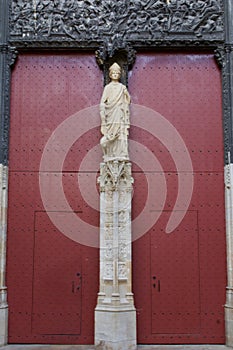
[1,0,232,347]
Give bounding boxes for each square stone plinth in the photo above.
[225,305,233,347]
[95,308,136,350]
[0,306,8,346]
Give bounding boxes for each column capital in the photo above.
[98,161,134,192]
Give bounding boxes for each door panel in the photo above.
[32,212,82,335]
[151,211,200,335]
[7,54,100,344]
[7,52,226,345]
[133,172,226,344]
[131,53,226,344]
[7,171,99,344]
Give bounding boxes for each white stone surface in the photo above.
[224,163,233,347]
[0,164,8,346]
[0,306,8,345]
[100,63,130,163]
[95,161,136,347]
[95,309,136,350]
[96,63,136,348]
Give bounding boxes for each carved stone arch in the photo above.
[96,42,136,86]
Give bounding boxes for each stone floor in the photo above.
[0,345,229,350]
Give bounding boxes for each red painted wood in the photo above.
[7,52,226,345]
[32,212,82,335]
[129,53,224,173]
[150,211,200,335]
[131,53,226,344]
[7,54,101,344]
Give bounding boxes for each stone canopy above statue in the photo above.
[10,0,224,45]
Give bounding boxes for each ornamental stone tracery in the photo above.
[10,0,224,44]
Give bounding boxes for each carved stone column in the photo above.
[222,44,233,348]
[95,59,136,349]
[224,163,233,347]
[95,161,136,350]
[0,165,8,345]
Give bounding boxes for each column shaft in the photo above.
[95,161,136,350]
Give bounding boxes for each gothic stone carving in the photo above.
[10,0,224,45]
[104,262,113,281]
[96,44,136,86]
[0,46,18,166]
[118,262,128,281]
[225,164,231,190]
[98,161,133,192]
[214,45,226,69]
[98,161,133,299]
[100,62,130,161]
[217,44,233,164]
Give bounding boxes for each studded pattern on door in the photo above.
[131,53,226,344]
[7,54,101,344]
[7,52,226,345]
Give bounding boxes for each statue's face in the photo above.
[110,70,121,81]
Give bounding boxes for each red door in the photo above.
[32,212,82,335]
[7,53,101,344]
[131,53,226,344]
[150,211,200,335]
[7,52,226,345]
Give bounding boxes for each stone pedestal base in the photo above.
[0,306,8,346]
[225,164,233,348]
[95,308,137,350]
[225,287,233,347]
[225,306,233,346]
[95,161,136,349]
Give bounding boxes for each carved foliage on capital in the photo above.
[10,0,224,43]
[98,161,133,192]
[0,166,8,222]
[0,166,8,192]
[225,164,231,190]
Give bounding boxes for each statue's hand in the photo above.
[101,125,107,135]
[100,108,105,119]
[100,111,106,121]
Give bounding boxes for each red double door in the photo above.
[7,52,226,344]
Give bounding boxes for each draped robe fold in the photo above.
[100,81,130,162]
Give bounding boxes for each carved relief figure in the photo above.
[100,63,130,162]
[104,262,113,280]
[11,0,223,40]
[118,262,128,280]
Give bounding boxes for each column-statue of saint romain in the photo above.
[100,62,131,162]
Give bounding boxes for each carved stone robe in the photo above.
[100,81,130,162]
